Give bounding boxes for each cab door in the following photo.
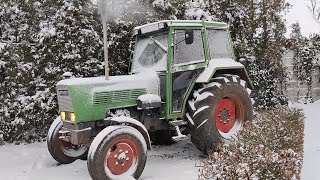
[168,28,209,117]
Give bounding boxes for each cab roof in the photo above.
[134,20,228,31]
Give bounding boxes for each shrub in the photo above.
[198,108,304,179]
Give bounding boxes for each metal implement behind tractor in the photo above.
[47,20,253,180]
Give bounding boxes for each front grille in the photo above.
[94,89,146,105]
[57,89,73,111]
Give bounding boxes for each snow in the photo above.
[285,0,320,37]
[196,58,244,83]
[185,8,213,21]
[219,121,241,140]
[246,88,252,95]
[240,79,246,88]
[134,20,227,30]
[47,117,61,145]
[1,101,320,179]
[62,72,72,78]
[0,42,6,52]
[106,116,151,149]
[195,91,214,102]
[88,126,122,161]
[196,119,208,130]
[186,113,195,126]
[290,100,320,180]
[134,20,169,31]
[173,59,205,67]
[137,94,161,103]
[201,82,222,90]
[214,77,230,83]
[193,105,209,117]
[0,141,202,180]
[188,101,196,113]
[58,70,160,95]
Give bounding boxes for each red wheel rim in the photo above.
[105,139,138,175]
[60,140,73,150]
[215,95,244,133]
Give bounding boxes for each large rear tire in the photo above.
[47,117,88,164]
[87,126,147,180]
[187,74,253,154]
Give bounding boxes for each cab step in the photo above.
[169,120,189,142]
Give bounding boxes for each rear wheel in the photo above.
[87,126,147,180]
[47,117,88,164]
[187,74,253,154]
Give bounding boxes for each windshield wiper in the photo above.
[150,36,167,53]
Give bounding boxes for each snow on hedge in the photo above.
[198,107,304,179]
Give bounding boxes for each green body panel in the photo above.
[65,84,146,123]
[56,20,251,124]
[165,26,174,119]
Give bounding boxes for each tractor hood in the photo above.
[57,71,160,94]
[56,71,160,123]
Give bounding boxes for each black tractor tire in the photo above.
[87,126,147,180]
[187,74,253,154]
[47,117,88,164]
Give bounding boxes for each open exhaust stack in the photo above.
[98,0,150,80]
[103,23,109,80]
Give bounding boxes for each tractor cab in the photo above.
[131,20,235,75]
[130,20,241,118]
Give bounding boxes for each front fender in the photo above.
[105,116,152,150]
[196,59,253,89]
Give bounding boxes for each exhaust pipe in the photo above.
[103,22,109,80]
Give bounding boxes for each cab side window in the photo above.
[174,30,204,65]
[207,29,233,59]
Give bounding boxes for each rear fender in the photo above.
[196,59,253,89]
[105,116,152,150]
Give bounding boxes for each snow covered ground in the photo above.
[0,140,202,180]
[0,101,319,180]
[291,100,320,180]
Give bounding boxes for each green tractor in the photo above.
[47,20,253,180]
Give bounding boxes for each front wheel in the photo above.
[47,117,88,164]
[87,126,147,180]
[187,74,253,154]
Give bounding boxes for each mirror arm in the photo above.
[150,36,168,53]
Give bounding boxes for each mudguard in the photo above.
[196,58,253,88]
[105,116,152,150]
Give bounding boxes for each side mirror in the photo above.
[185,30,194,45]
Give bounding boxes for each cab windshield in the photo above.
[131,31,168,73]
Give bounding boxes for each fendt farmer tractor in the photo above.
[47,20,253,180]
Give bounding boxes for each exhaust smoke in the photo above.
[98,0,155,80]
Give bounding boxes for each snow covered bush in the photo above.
[0,0,184,144]
[0,0,104,143]
[290,23,320,102]
[198,108,304,179]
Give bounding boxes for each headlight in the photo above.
[70,112,76,123]
[60,112,66,121]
